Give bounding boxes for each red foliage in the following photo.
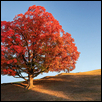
[1,5,80,79]
[2,69,16,76]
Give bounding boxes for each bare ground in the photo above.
[1,69,101,101]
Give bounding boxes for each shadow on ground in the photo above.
[1,74,101,101]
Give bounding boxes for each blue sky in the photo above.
[1,1,101,83]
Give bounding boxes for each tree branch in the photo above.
[13,74,28,82]
[22,54,28,65]
[15,70,28,82]
[32,66,49,78]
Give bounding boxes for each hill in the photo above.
[57,69,101,76]
[1,69,101,101]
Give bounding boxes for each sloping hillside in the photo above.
[1,69,101,101]
[57,69,101,76]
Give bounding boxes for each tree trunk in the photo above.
[27,74,34,89]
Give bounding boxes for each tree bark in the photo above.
[26,74,34,89]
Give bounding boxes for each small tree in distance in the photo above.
[1,5,80,89]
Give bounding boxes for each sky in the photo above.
[1,1,101,84]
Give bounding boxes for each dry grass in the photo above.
[1,69,101,101]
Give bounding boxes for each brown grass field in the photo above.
[1,69,101,101]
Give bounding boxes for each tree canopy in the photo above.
[1,5,80,89]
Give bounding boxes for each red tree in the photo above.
[1,5,80,89]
